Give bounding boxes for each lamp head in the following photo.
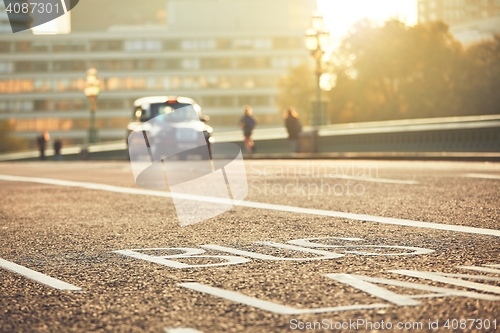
[305,28,318,51]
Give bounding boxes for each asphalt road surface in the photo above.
[0,160,499,333]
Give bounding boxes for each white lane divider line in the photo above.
[164,328,204,333]
[1,174,499,238]
[464,173,500,180]
[179,282,388,315]
[325,175,419,185]
[456,266,500,274]
[0,258,81,291]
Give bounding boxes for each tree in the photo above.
[326,19,468,123]
[276,64,316,125]
[459,35,500,115]
[0,120,28,153]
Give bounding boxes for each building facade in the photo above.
[0,2,12,33]
[0,0,316,147]
[418,0,500,24]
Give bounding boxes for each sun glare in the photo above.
[317,0,418,40]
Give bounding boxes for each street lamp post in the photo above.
[305,12,330,128]
[84,68,101,144]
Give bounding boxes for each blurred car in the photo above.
[126,96,213,160]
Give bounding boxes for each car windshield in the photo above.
[134,102,200,122]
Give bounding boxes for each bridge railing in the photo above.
[1,114,499,161]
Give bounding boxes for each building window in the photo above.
[182,59,200,70]
[0,42,10,53]
[201,58,233,70]
[198,39,216,50]
[444,0,466,5]
[53,42,85,52]
[236,57,271,69]
[90,40,122,52]
[272,57,289,69]
[237,95,270,106]
[217,39,232,49]
[166,59,181,70]
[233,38,254,49]
[0,62,13,73]
[181,40,199,51]
[53,60,86,72]
[164,39,180,50]
[15,42,31,52]
[98,99,124,110]
[146,78,163,90]
[34,79,53,92]
[273,37,303,49]
[254,39,272,49]
[0,100,33,112]
[34,100,52,111]
[15,62,49,73]
[202,96,235,107]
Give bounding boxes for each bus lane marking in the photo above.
[0,257,81,291]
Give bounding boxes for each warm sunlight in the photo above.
[317,0,418,40]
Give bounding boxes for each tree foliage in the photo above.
[329,19,500,123]
[278,19,500,124]
[276,64,315,124]
[0,120,28,153]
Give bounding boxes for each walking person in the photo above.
[284,107,302,153]
[36,131,50,161]
[53,138,63,161]
[238,105,257,154]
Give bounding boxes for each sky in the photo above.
[316,0,418,41]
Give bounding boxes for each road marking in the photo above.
[287,237,434,256]
[326,274,420,306]
[164,328,204,333]
[201,242,343,261]
[0,258,81,291]
[391,270,500,294]
[1,174,500,238]
[179,282,388,314]
[325,175,419,185]
[433,272,500,282]
[464,173,500,180]
[115,248,250,268]
[456,266,500,274]
[332,274,500,302]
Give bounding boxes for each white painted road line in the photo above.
[456,266,500,274]
[0,258,81,291]
[179,282,388,314]
[326,274,420,306]
[464,173,500,180]
[1,174,500,238]
[164,328,204,333]
[326,175,419,185]
[391,270,500,295]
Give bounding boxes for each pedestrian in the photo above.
[36,131,50,161]
[53,137,62,161]
[284,107,302,153]
[238,105,257,153]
